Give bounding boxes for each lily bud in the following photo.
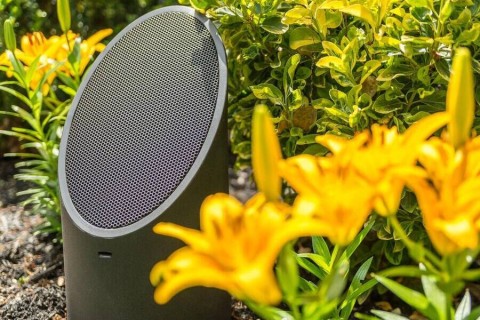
[447,47,475,149]
[252,105,282,201]
[57,0,71,33]
[3,19,16,52]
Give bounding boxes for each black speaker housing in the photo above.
[58,6,229,319]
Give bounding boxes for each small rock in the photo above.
[57,277,65,287]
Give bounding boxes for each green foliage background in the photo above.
[185,0,480,170]
[0,0,175,52]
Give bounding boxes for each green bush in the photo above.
[184,0,480,168]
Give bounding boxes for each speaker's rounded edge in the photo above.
[58,6,228,238]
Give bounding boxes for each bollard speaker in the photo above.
[58,6,229,320]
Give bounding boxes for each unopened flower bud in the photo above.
[57,0,71,33]
[3,19,16,52]
[447,48,475,149]
[252,105,282,201]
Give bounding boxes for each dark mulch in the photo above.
[0,160,257,320]
[0,159,66,320]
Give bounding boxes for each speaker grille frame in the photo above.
[58,6,227,238]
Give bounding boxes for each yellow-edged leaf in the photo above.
[340,4,377,29]
[316,56,345,73]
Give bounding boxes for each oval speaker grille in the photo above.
[64,11,219,229]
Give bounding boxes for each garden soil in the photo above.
[0,160,258,320]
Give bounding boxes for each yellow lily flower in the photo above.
[150,193,321,305]
[410,137,480,255]
[315,112,448,216]
[279,154,375,246]
[0,29,112,94]
[15,32,65,94]
[56,29,113,76]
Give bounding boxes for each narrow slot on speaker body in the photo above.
[98,251,112,259]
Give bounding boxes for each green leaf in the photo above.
[189,0,216,10]
[283,7,311,25]
[457,24,480,46]
[416,65,431,86]
[420,264,448,320]
[371,310,410,320]
[400,190,417,212]
[296,134,318,145]
[455,290,471,320]
[57,71,78,90]
[319,1,344,9]
[296,255,327,279]
[345,279,378,305]
[373,274,437,317]
[296,66,312,80]
[377,64,415,81]
[11,105,41,132]
[250,84,284,105]
[405,0,433,9]
[261,16,289,34]
[302,144,329,156]
[322,41,343,56]
[0,85,32,107]
[354,312,381,320]
[320,259,348,301]
[435,59,451,81]
[341,257,374,319]
[289,27,321,50]
[242,44,260,60]
[371,95,403,114]
[245,302,295,320]
[339,4,377,29]
[58,85,78,97]
[276,243,299,299]
[67,38,82,72]
[298,253,330,274]
[289,89,303,110]
[344,218,375,260]
[463,304,480,320]
[360,60,382,84]
[24,55,42,87]
[283,54,301,94]
[316,56,346,73]
[312,236,331,261]
[0,130,38,142]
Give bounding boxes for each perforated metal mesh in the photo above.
[64,12,219,229]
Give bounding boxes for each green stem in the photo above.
[65,32,72,52]
[329,245,343,270]
[389,215,442,272]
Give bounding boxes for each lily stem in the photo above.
[389,215,442,272]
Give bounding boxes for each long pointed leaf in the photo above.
[374,274,437,317]
[371,310,409,320]
[0,130,39,142]
[420,264,449,320]
[455,290,471,320]
[344,217,375,260]
[341,257,374,318]
[312,236,331,261]
[0,85,32,107]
